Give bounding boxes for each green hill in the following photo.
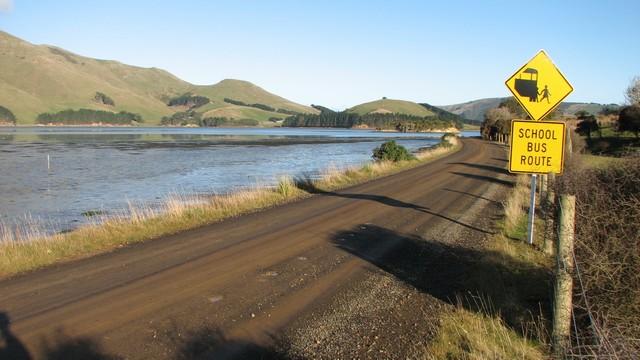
[0,31,317,125]
[347,98,434,117]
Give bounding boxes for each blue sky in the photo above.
[1,0,638,109]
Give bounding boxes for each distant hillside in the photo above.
[0,31,317,125]
[283,99,459,132]
[419,103,466,127]
[439,98,504,122]
[347,98,434,117]
[440,97,620,121]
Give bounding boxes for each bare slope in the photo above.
[0,31,317,124]
[347,98,434,117]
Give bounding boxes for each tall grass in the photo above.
[503,175,530,239]
[0,135,461,277]
[428,299,545,360]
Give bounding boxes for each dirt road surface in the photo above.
[0,138,512,359]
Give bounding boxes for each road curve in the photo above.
[0,138,510,359]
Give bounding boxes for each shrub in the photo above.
[93,92,115,106]
[0,105,16,124]
[618,105,640,137]
[372,140,415,162]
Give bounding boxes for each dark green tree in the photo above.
[0,105,16,124]
[168,94,210,109]
[37,109,142,125]
[618,105,640,138]
[575,111,599,139]
[94,92,115,106]
[372,140,415,162]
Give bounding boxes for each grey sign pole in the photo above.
[527,174,537,245]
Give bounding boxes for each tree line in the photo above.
[167,93,210,109]
[223,98,299,115]
[160,110,258,127]
[37,109,143,125]
[282,111,458,132]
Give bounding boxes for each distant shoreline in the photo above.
[1,124,462,133]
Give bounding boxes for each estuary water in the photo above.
[0,127,479,234]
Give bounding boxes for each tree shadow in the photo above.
[170,325,294,360]
[448,162,511,176]
[0,312,32,360]
[294,177,493,235]
[0,319,294,360]
[331,224,552,336]
[442,188,499,204]
[38,330,121,360]
[450,171,515,187]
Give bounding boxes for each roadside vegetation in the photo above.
[0,135,460,277]
[453,77,640,358]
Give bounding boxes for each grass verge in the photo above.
[427,173,552,359]
[0,135,461,278]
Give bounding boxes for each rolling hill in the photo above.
[440,97,620,122]
[0,31,317,125]
[347,98,434,117]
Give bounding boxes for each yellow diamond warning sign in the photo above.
[505,50,573,121]
[509,120,566,174]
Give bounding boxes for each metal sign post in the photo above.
[527,174,537,245]
[505,50,573,246]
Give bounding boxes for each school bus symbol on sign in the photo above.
[509,120,566,174]
[505,50,573,121]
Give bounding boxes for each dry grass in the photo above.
[428,301,545,360]
[0,136,461,278]
[503,175,530,237]
[427,166,552,359]
[557,155,640,357]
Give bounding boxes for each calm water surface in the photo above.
[0,127,479,233]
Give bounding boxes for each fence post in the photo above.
[553,195,576,357]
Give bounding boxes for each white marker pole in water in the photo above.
[47,153,50,170]
[527,174,537,245]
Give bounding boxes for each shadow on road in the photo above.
[442,188,499,204]
[38,330,120,360]
[450,171,515,187]
[331,224,551,336]
[294,177,493,235]
[168,325,293,360]
[0,312,31,360]
[0,319,293,360]
[448,162,511,176]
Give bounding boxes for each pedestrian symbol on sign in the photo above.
[505,50,572,121]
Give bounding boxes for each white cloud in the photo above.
[0,0,13,12]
